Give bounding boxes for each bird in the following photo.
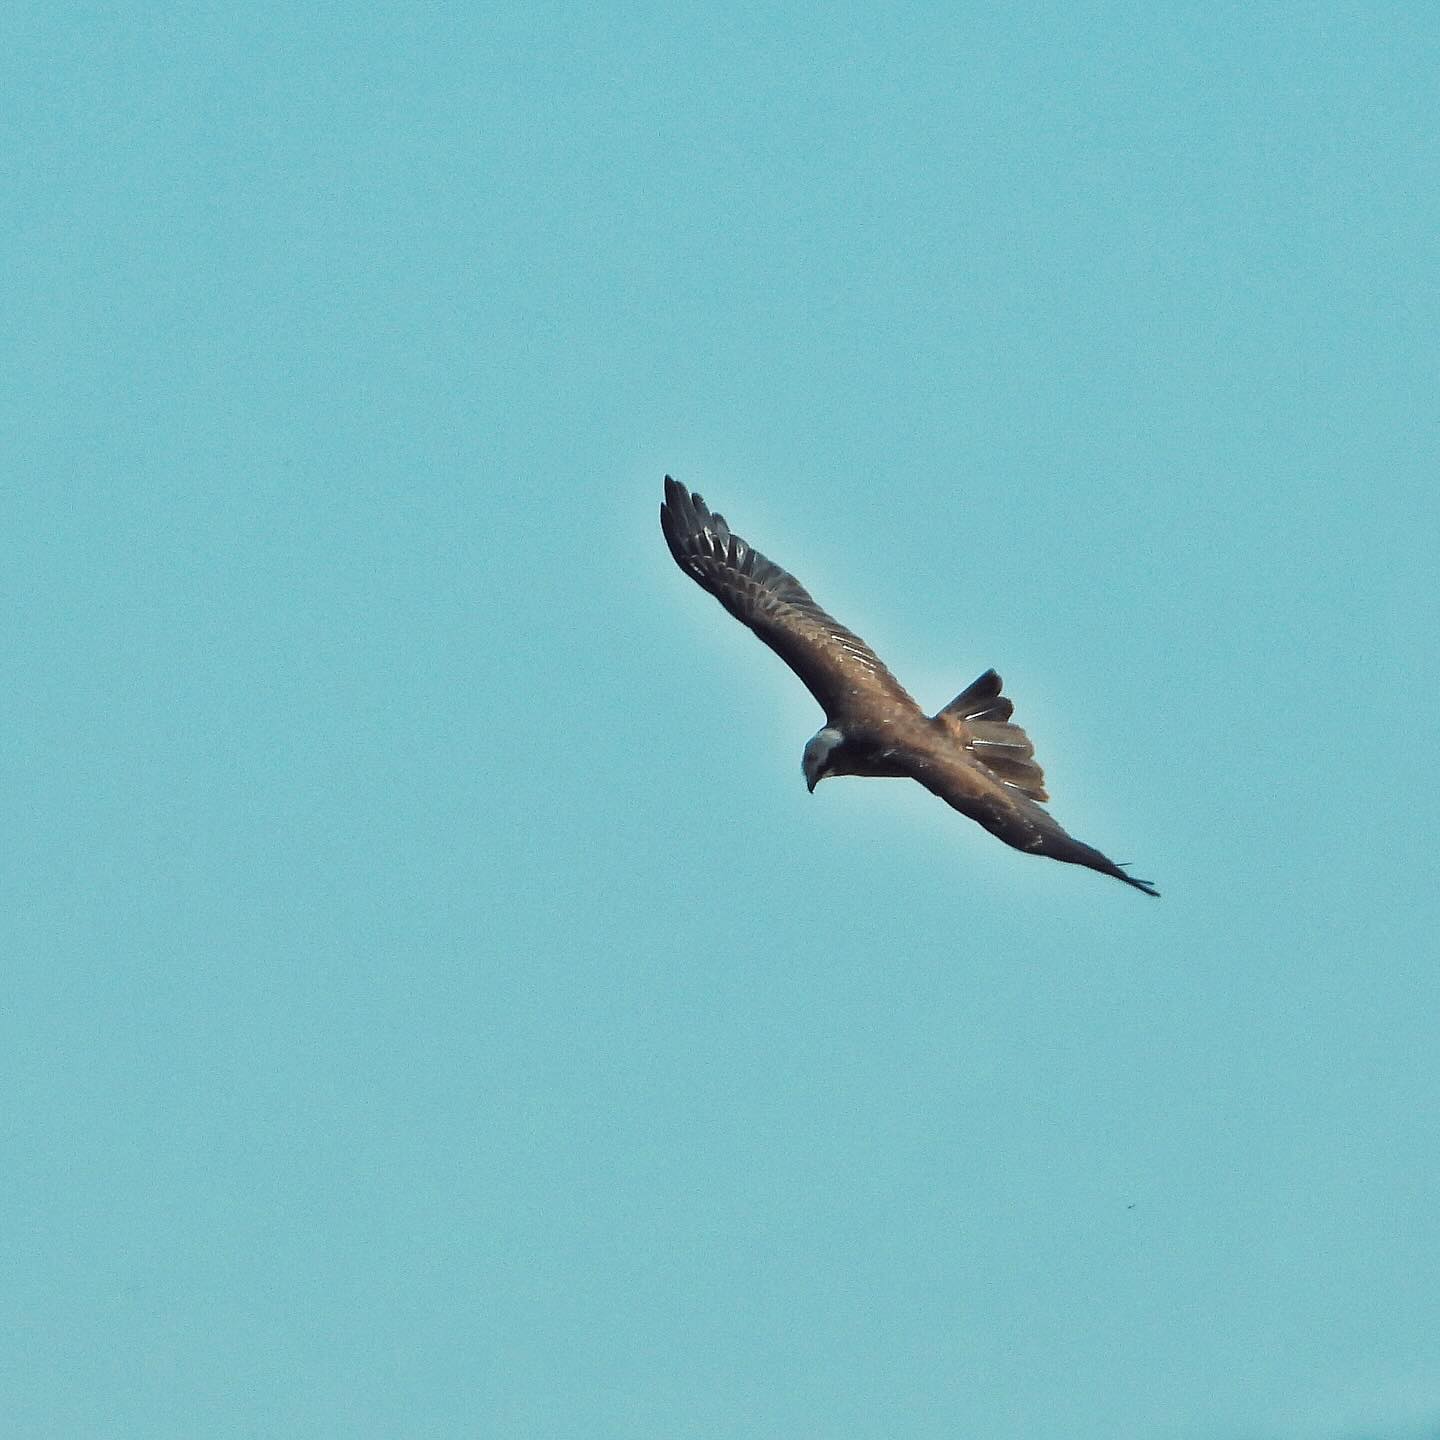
[660,476,1158,896]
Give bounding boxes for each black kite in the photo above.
[661,477,1158,895]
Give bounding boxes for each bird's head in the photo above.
[802,726,844,793]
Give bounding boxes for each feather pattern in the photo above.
[934,669,1049,801]
[661,477,919,722]
[904,740,1160,895]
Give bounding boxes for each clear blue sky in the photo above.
[5,3,1438,1437]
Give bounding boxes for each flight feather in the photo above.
[660,477,917,720]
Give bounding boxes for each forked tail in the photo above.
[935,669,1048,801]
[936,670,1159,896]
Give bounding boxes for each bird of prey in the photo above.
[660,476,1158,895]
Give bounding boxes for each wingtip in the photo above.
[660,477,721,546]
[660,476,690,540]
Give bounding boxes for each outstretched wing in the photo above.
[903,741,1160,896]
[661,477,917,720]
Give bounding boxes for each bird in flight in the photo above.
[661,477,1158,895]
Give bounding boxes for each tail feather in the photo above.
[940,668,1014,722]
[935,670,1048,802]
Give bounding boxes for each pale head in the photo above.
[802,726,844,793]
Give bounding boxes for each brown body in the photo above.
[660,477,1157,895]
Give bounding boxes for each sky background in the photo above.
[4,3,1439,1437]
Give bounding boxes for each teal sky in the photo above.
[5,4,1439,1437]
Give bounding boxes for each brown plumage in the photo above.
[661,476,1158,896]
